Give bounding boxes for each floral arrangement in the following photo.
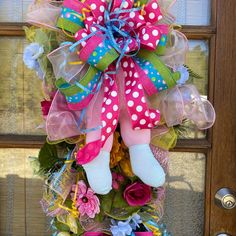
[23,0,216,235]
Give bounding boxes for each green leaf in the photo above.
[54,220,70,232]
[100,190,116,213]
[112,189,128,209]
[105,206,140,221]
[38,142,59,172]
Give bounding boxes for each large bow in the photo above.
[49,0,181,164]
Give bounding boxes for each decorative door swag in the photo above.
[23,0,215,235]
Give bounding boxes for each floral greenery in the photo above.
[31,132,169,236]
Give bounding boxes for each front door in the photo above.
[0,0,235,235]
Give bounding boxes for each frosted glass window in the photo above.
[0,0,32,22]
[0,37,45,135]
[0,149,50,236]
[170,0,211,25]
[163,152,206,236]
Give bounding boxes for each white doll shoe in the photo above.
[83,150,112,195]
[129,144,165,187]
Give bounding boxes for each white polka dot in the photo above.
[90,3,96,10]
[150,113,156,119]
[158,15,163,21]
[107,112,112,119]
[82,32,88,37]
[111,91,117,97]
[87,17,93,21]
[123,61,128,68]
[145,111,149,116]
[152,2,158,9]
[130,63,134,68]
[124,71,128,77]
[152,30,159,36]
[143,34,149,40]
[91,27,97,32]
[142,28,146,34]
[134,72,138,78]
[132,114,138,121]
[98,16,103,21]
[102,107,106,113]
[133,91,139,98]
[102,120,106,127]
[138,84,142,89]
[141,96,145,103]
[106,127,112,133]
[113,105,118,111]
[129,21,134,27]
[156,40,160,46]
[128,100,134,107]
[101,135,105,141]
[148,43,154,48]
[134,127,141,130]
[155,120,159,125]
[148,123,153,128]
[129,71,133,77]
[137,23,142,28]
[105,99,111,105]
[140,119,146,125]
[139,15,144,20]
[149,12,155,19]
[100,5,105,12]
[123,1,129,8]
[113,119,117,125]
[130,12,135,18]
[136,105,143,112]
[104,87,109,92]
[132,81,136,86]
[126,80,131,86]
[75,32,79,38]
[126,89,131,94]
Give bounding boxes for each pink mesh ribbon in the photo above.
[27,1,62,30]
[160,84,216,129]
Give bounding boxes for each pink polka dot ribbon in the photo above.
[77,69,119,165]
[55,0,178,165]
[121,57,160,130]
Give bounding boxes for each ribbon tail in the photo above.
[76,71,119,165]
[121,57,160,130]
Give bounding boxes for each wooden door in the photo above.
[0,0,235,235]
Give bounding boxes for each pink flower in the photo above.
[112,172,125,190]
[71,180,100,218]
[41,100,52,116]
[123,182,152,207]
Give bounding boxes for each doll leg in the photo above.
[82,90,113,195]
[119,108,165,187]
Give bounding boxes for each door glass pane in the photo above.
[0,0,31,22]
[170,0,211,25]
[163,152,206,236]
[0,149,49,236]
[0,37,45,135]
[176,40,209,139]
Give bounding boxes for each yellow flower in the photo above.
[110,132,125,168]
[119,156,134,177]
